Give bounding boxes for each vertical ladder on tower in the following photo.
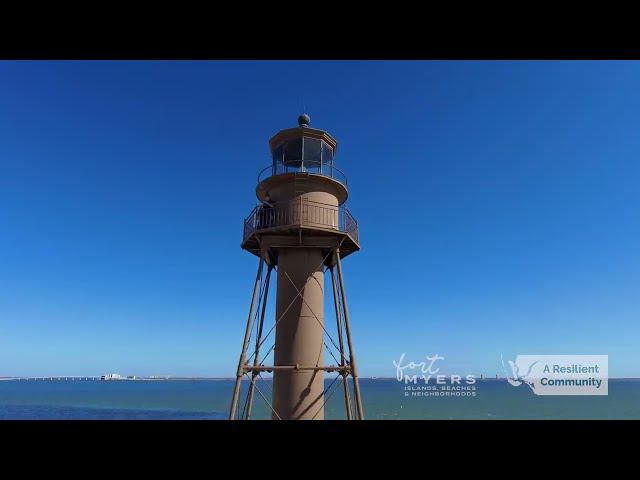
[294,172,310,226]
[294,172,310,196]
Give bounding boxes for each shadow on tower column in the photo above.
[229,114,364,420]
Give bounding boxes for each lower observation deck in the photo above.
[241,199,360,260]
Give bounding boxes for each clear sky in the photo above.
[1,60,638,378]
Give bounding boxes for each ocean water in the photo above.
[1,378,638,420]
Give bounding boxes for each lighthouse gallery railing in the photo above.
[243,199,359,243]
[257,160,348,185]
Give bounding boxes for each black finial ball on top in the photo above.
[298,114,311,127]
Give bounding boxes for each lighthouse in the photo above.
[229,114,364,420]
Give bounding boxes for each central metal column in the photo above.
[272,248,325,420]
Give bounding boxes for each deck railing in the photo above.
[243,199,358,243]
[257,160,348,186]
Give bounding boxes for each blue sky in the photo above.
[1,60,638,378]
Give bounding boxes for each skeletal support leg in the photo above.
[244,265,273,419]
[229,256,265,420]
[335,249,364,420]
[330,265,352,420]
[231,245,361,421]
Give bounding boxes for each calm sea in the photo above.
[1,378,638,420]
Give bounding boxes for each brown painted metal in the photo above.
[252,247,334,356]
[233,119,363,420]
[247,365,351,372]
[272,248,325,420]
[330,265,353,420]
[248,374,281,420]
[268,126,338,156]
[229,256,264,420]
[244,265,273,420]
[336,250,364,420]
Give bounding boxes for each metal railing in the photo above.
[243,199,359,243]
[257,160,348,186]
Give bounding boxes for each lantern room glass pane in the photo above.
[272,143,283,172]
[284,139,302,167]
[303,138,321,166]
[321,141,333,165]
